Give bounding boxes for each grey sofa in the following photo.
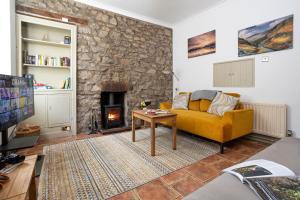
[185,137,300,200]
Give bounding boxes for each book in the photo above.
[145,109,170,115]
[62,77,71,89]
[223,159,300,200]
[223,159,295,183]
[245,176,300,200]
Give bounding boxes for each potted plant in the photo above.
[140,100,151,110]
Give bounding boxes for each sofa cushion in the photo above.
[208,92,239,116]
[172,93,190,110]
[199,93,240,112]
[169,110,228,142]
[200,99,212,112]
[179,92,200,111]
[160,101,172,110]
[224,93,241,109]
[188,100,200,111]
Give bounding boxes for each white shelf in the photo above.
[34,89,72,93]
[23,63,70,69]
[17,14,77,135]
[22,37,70,48]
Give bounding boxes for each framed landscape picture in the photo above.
[238,15,293,57]
[188,30,216,58]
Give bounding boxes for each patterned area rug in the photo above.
[39,127,219,200]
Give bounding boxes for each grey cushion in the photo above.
[184,137,300,200]
[190,90,218,101]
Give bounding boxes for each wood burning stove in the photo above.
[104,105,123,129]
[101,92,125,129]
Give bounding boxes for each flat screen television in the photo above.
[0,74,34,145]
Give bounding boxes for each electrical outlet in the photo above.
[287,130,293,137]
[261,56,269,62]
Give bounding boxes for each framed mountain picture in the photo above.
[238,15,293,57]
[188,30,216,58]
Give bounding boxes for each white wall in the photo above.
[0,0,16,145]
[75,0,172,27]
[173,0,300,137]
[0,0,16,75]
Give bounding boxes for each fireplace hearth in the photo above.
[101,92,125,129]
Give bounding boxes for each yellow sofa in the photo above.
[159,93,253,153]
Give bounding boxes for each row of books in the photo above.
[33,78,71,90]
[24,54,70,67]
[62,77,71,89]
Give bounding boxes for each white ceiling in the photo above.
[76,0,225,27]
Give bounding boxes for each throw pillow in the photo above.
[199,99,212,112]
[207,92,239,116]
[188,100,200,111]
[172,93,189,110]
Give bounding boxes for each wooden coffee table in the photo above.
[132,110,177,156]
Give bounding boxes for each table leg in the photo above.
[151,121,155,156]
[132,115,136,142]
[29,174,37,200]
[172,117,177,150]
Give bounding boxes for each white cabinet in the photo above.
[24,95,47,128]
[22,91,72,134]
[213,58,255,87]
[48,93,71,127]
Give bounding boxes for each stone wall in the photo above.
[16,0,173,132]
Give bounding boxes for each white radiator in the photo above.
[242,102,287,138]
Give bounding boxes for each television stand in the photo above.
[0,135,41,177]
[0,135,39,153]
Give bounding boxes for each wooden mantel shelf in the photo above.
[16,5,88,25]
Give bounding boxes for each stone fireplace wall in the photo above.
[16,0,173,132]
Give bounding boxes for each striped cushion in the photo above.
[172,93,189,110]
[208,92,239,116]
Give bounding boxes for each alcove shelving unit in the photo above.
[16,14,77,135]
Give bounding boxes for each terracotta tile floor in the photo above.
[18,130,270,200]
